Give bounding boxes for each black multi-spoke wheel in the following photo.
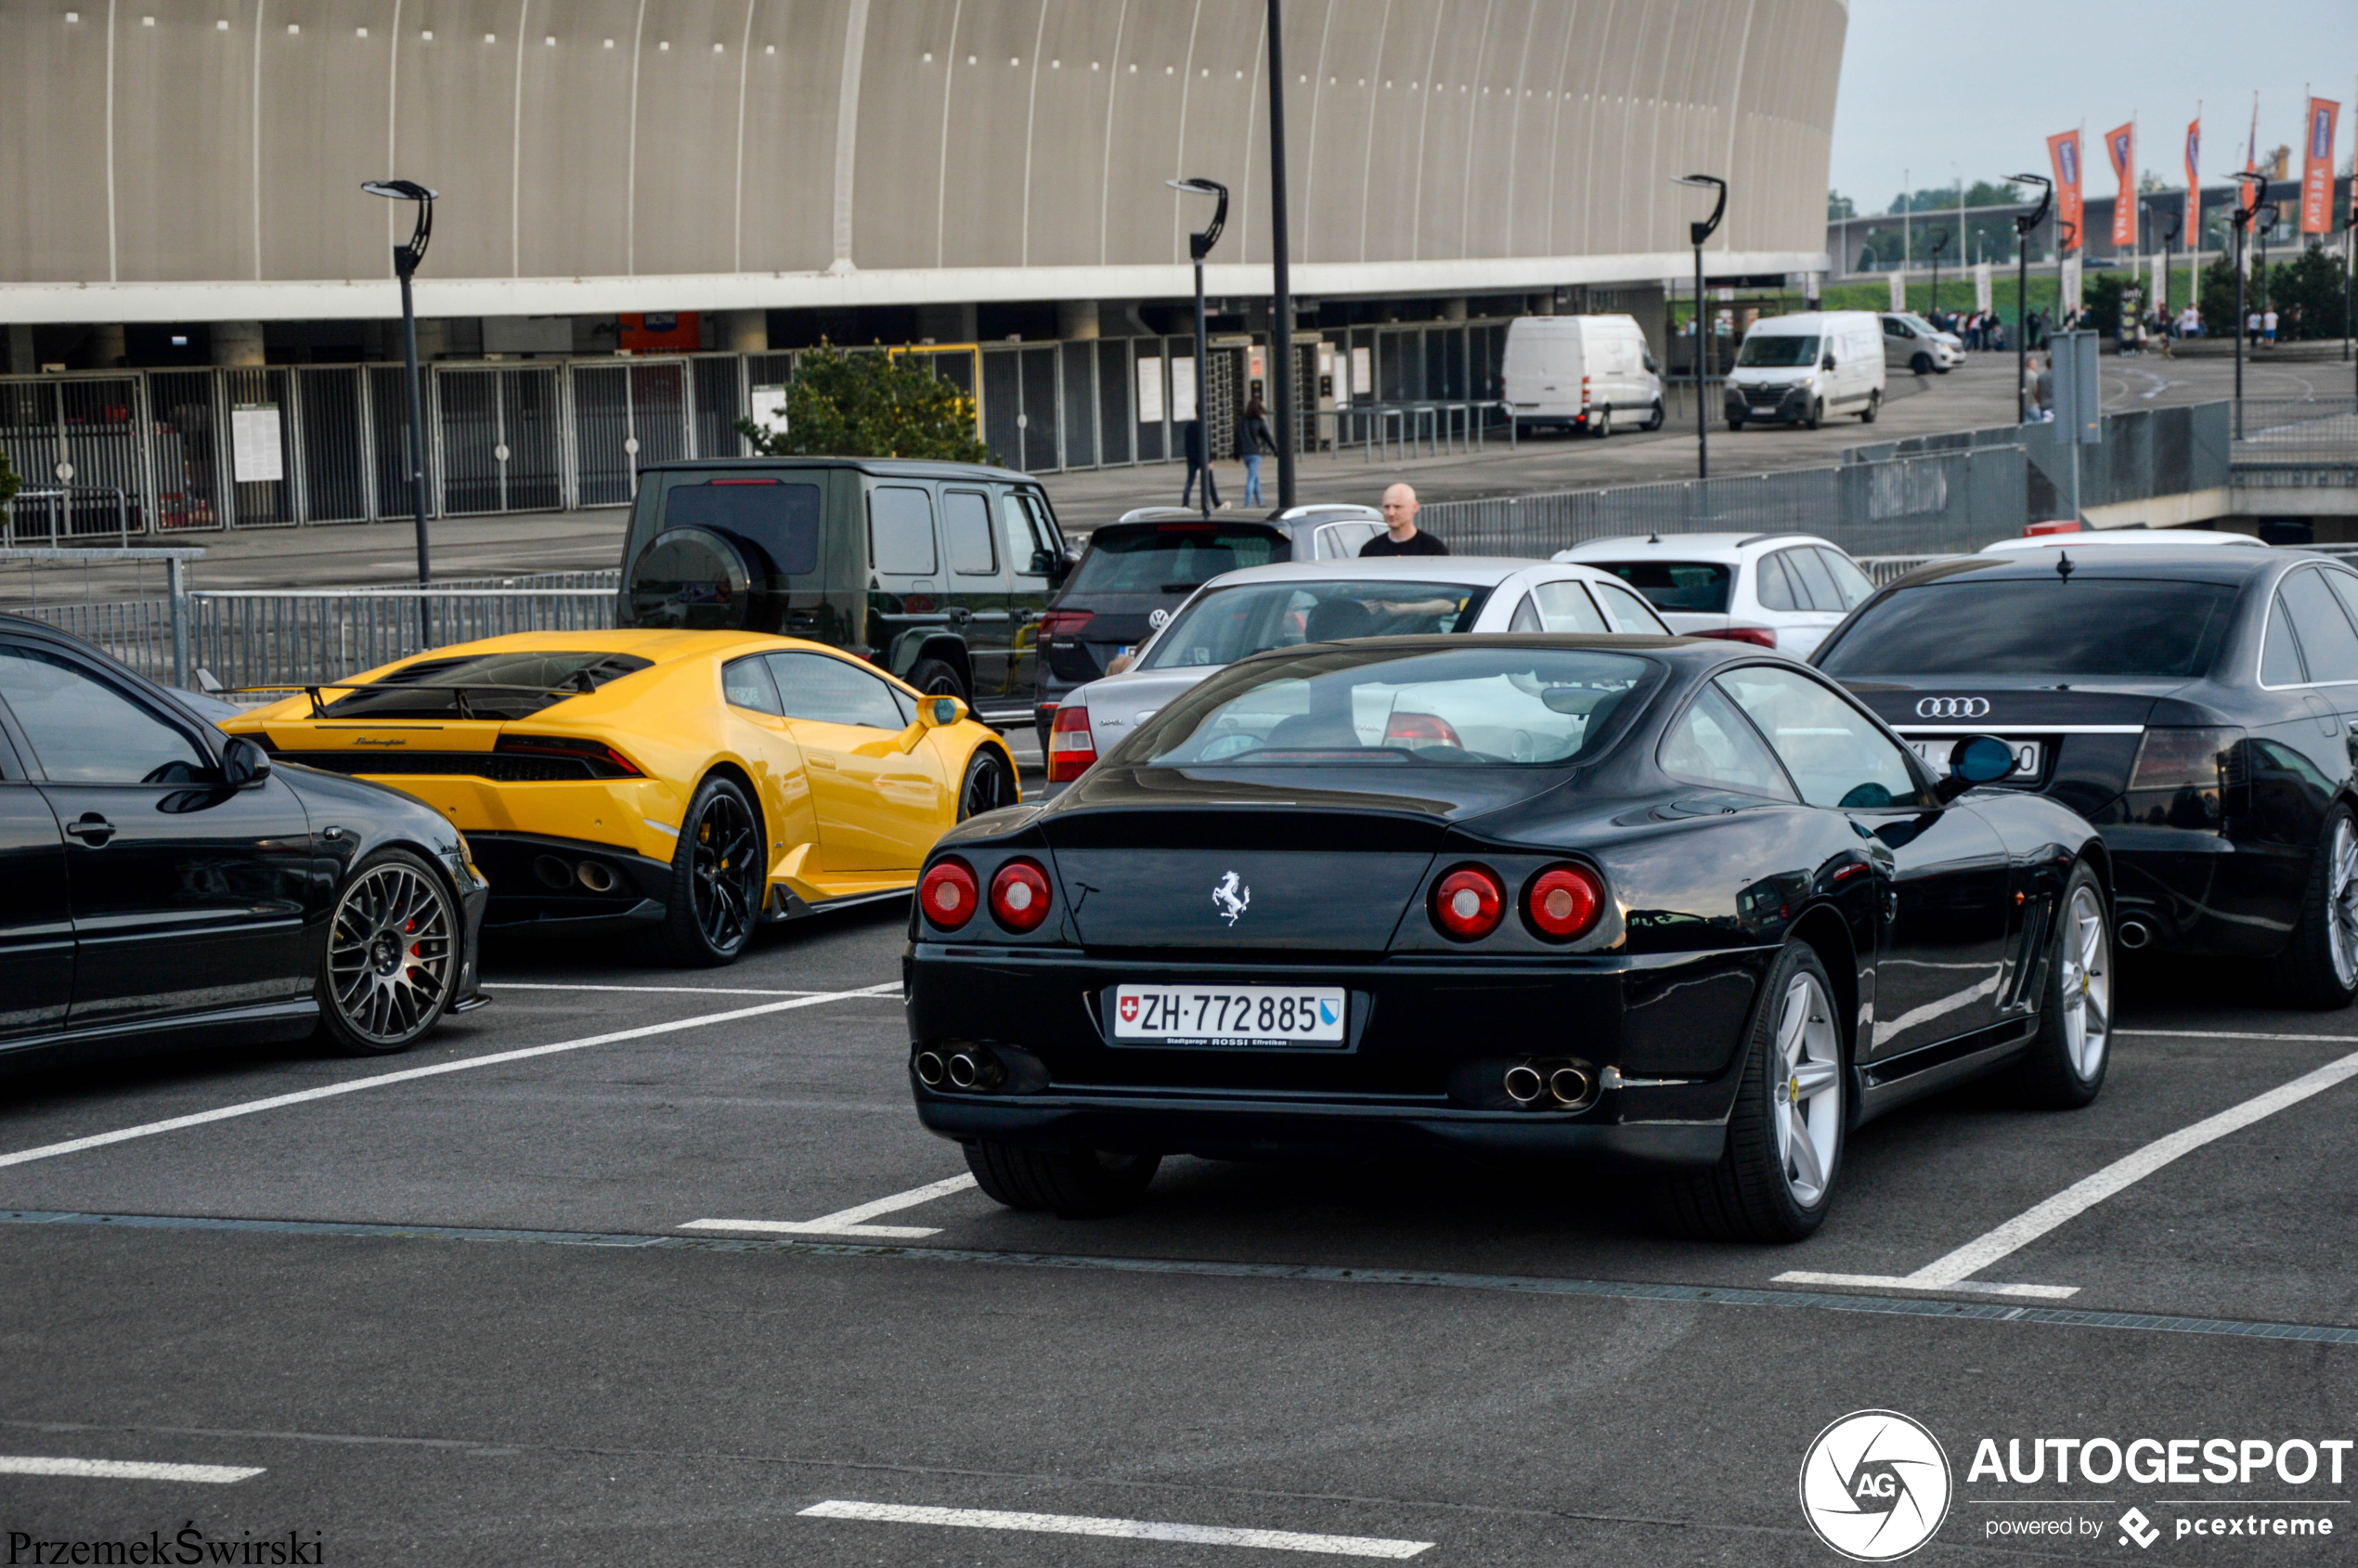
[660,774,764,966]
[318,849,458,1055]
[907,657,967,705]
[957,745,1017,822]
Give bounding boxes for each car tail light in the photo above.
[492,734,644,777]
[1580,375,1591,408]
[2024,519,2082,537]
[1694,626,1779,649]
[1039,609,1095,638]
[1384,710,1463,750]
[1523,864,1605,940]
[1430,864,1506,941]
[990,858,1053,932]
[2125,727,2246,831]
[1047,705,1097,782]
[918,858,979,930]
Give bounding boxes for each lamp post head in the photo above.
[362,179,438,203]
[1167,176,1229,260]
[2231,171,2267,228]
[363,179,437,277]
[1671,174,1727,246]
[2009,173,2053,237]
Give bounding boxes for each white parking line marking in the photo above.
[797,1500,1433,1558]
[682,1174,978,1238]
[0,983,901,1172]
[0,1456,263,1484]
[491,983,829,997]
[1779,1043,2358,1297]
[1772,1274,2080,1300]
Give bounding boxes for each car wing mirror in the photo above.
[1030,547,1068,581]
[221,735,273,789]
[1934,733,2016,802]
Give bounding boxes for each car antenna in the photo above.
[1647,531,1660,544]
[2055,551,2075,581]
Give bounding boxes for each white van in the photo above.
[1723,311,1885,430]
[1500,315,1665,438]
[1879,312,1966,373]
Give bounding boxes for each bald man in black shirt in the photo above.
[1359,483,1448,556]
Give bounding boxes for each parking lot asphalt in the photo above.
[6,877,2358,1565]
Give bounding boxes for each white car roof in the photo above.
[1189,556,1624,589]
[1981,530,2265,552]
[1553,532,1841,564]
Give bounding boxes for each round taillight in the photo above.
[1430,865,1506,941]
[1524,864,1604,940]
[918,858,978,930]
[990,858,1053,933]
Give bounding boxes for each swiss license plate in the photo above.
[1908,737,2041,780]
[1109,984,1348,1048]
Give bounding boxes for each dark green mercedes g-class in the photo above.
[616,457,1070,729]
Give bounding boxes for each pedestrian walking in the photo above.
[2248,309,2262,345]
[2262,308,2279,345]
[1237,396,1274,508]
[1181,417,1221,512]
[1359,483,1448,556]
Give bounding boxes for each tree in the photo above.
[2197,253,2240,335]
[0,449,18,531]
[2266,243,2350,341]
[735,343,991,463]
[1828,189,1856,220]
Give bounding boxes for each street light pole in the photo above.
[362,179,438,646]
[1672,174,1727,480]
[1263,0,1298,509]
[1928,230,1948,321]
[1166,178,1229,520]
[2231,172,2266,440]
[2010,174,2052,423]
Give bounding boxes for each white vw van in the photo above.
[1723,311,1885,430]
[1500,315,1665,438]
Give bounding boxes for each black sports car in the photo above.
[905,635,2111,1241]
[0,614,489,1071]
[1816,546,2358,1007]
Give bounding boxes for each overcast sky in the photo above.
[1829,0,2358,211]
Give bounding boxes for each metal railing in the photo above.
[2233,398,2358,474]
[4,486,136,547]
[1334,401,1510,461]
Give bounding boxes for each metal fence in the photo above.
[1418,445,2029,560]
[2233,398,2358,472]
[1851,401,2235,520]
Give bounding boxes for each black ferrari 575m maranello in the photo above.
[1817,547,2358,1007]
[1,614,489,1071]
[904,635,2113,1241]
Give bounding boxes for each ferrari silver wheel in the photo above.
[1771,971,1843,1208]
[2057,883,2112,1081]
[327,857,455,1048]
[2328,816,2358,991]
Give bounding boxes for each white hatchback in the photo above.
[1552,532,1878,660]
[1046,557,1669,781]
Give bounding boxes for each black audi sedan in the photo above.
[907,635,2110,1241]
[1816,547,2358,1007]
[0,614,489,1070]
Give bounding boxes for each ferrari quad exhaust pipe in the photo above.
[2117,919,2151,951]
[1503,1058,1600,1110]
[943,1048,1006,1092]
[913,1051,947,1088]
[1548,1065,1597,1109]
[1503,1063,1546,1105]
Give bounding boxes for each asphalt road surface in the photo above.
[6,833,2356,1564]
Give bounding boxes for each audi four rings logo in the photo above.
[1916,697,1990,719]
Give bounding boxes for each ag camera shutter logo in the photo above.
[1799,1410,1952,1561]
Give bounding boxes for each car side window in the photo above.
[869,486,938,577]
[721,654,783,715]
[1508,594,1542,633]
[1783,548,1841,611]
[1531,580,1610,633]
[1755,552,1799,612]
[0,643,212,784]
[1001,492,1051,577]
[1817,548,1876,609]
[1714,665,1920,810]
[1659,684,1797,800]
[764,651,909,732]
[2262,594,2308,686]
[1591,581,1662,633]
[942,490,998,577]
[2280,567,2358,684]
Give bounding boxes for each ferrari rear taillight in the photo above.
[492,734,644,777]
[918,858,979,930]
[990,858,1053,932]
[1431,864,1507,941]
[1383,711,1463,749]
[1039,609,1095,638]
[1524,864,1605,940]
[1047,705,1097,783]
[1695,626,1778,649]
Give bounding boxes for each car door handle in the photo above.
[64,813,116,846]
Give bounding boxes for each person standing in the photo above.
[1359,482,1448,556]
[1238,395,1273,509]
[2262,307,2279,346]
[1181,417,1221,512]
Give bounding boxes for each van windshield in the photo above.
[1737,335,1820,369]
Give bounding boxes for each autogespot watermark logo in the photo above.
[1799,1410,1953,1562]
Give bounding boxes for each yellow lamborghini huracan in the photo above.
[220,629,1018,965]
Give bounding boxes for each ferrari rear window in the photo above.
[323,651,653,720]
[1133,646,1654,768]
[1065,525,1283,597]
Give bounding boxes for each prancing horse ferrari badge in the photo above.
[1211,872,1251,926]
